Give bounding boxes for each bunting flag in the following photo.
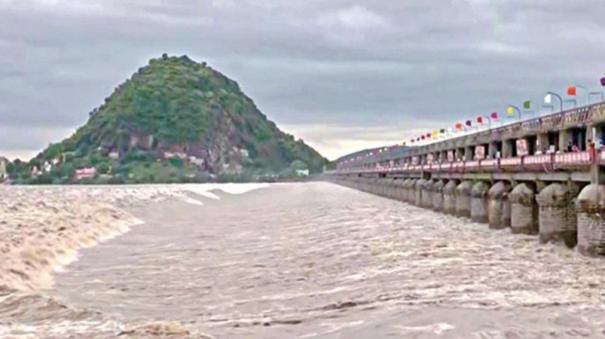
[477,116,484,124]
[432,130,439,139]
[567,86,577,96]
[490,112,498,120]
[601,77,605,86]
[455,122,463,130]
[506,106,515,116]
[440,128,446,134]
[465,120,472,127]
[421,135,426,140]
[523,100,531,109]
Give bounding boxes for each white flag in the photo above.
[544,94,552,104]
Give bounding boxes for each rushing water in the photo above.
[3,182,605,338]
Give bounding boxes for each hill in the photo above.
[16,55,327,184]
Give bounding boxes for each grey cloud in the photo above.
[1,0,605,160]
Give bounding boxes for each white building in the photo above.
[0,157,8,179]
[295,169,310,177]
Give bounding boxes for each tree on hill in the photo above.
[24,54,328,184]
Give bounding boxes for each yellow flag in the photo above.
[506,106,515,116]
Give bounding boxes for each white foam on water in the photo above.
[183,183,270,196]
[393,322,455,335]
[196,191,221,200]
[0,184,270,293]
[321,320,365,335]
[178,195,205,205]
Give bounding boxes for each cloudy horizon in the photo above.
[1,0,605,160]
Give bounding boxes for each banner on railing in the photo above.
[475,146,485,160]
[516,139,529,156]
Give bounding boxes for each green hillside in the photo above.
[17,54,327,184]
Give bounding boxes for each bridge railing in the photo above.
[335,150,599,175]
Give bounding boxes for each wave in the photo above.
[0,184,268,293]
[0,184,268,338]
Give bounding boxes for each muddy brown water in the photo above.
[3,183,605,338]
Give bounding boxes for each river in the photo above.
[2,182,605,338]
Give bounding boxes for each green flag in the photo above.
[523,100,531,109]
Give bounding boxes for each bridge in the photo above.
[327,101,605,257]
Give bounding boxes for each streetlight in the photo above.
[544,91,563,112]
[507,105,522,120]
[522,100,535,117]
[568,85,603,106]
[594,77,605,102]
[477,114,492,129]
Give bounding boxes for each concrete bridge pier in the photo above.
[347,178,355,191]
[510,183,539,234]
[391,179,403,200]
[443,180,459,215]
[536,183,580,247]
[487,181,511,229]
[370,178,380,195]
[432,180,445,212]
[403,179,415,203]
[384,178,397,199]
[371,178,382,196]
[379,178,389,198]
[455,181,473,218]
[365,178,376,195]
[359,177,369,193]
[421,180,434,208]
[414,179,426,206]
[576,184,605,256]
[394,179,406,202]
[377,178,385,196]
[378,178,391,198]
[360,178,367,191]
[471,181,490,223]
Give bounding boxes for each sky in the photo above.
[1,0,604,160]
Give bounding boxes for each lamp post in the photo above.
[595,77,605,102]
[568,85,602,106]
[544,91,563,112]
[477,115,492,129]
[507,105,522,121]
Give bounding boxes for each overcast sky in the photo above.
[1,0,604,160]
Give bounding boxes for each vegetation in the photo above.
[9,54,328,184]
